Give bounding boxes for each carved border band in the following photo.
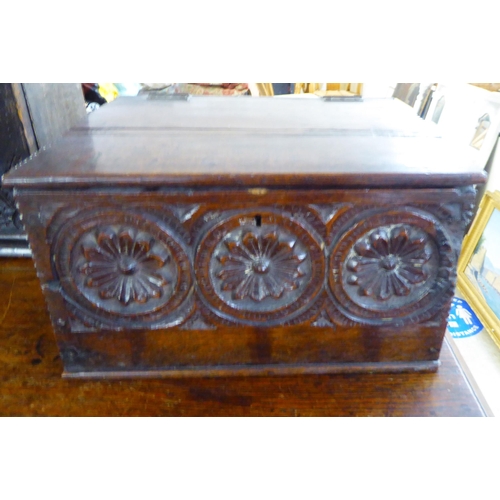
[46,200,465,331]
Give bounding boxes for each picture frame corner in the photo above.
[457,190,500,347]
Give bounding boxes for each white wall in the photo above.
[361,83,395,98]
[485,138,500,193]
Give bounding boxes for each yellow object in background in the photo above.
[295,83,363,95]
[97,83,119,102]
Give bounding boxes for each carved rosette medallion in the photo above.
[345,225,433,302]
[77,227,172,310]
[195,211,325,325]
[329,209,455,325]
[53,209,192,328]
[217,231,307,302]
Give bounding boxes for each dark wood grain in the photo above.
[12,186,475,376]
[0,84,31,238]
[2,96,487,380]
[0,258,487,416]
[20,83,86,148]
[3,97,485,189]
[83,95,442,131]
[0,83,86,251]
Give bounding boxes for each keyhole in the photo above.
[255,215,262,227]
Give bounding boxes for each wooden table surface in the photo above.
[0,258,488,417]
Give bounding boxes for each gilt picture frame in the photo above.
[458,191,500,349]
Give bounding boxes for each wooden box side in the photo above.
[15,186,477,377]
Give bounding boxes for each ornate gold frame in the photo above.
[457,190,500,348]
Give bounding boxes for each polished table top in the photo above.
[0,258,488,416]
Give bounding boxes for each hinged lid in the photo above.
[3,96,486,189]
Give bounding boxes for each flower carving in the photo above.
[216,231,307,302]
[79,228,169,305]
[345,225,432,301]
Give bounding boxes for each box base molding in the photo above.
[62,360,440,379]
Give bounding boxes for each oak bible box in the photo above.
[3,96,486,378]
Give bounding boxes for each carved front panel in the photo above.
[42,190,473,333]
